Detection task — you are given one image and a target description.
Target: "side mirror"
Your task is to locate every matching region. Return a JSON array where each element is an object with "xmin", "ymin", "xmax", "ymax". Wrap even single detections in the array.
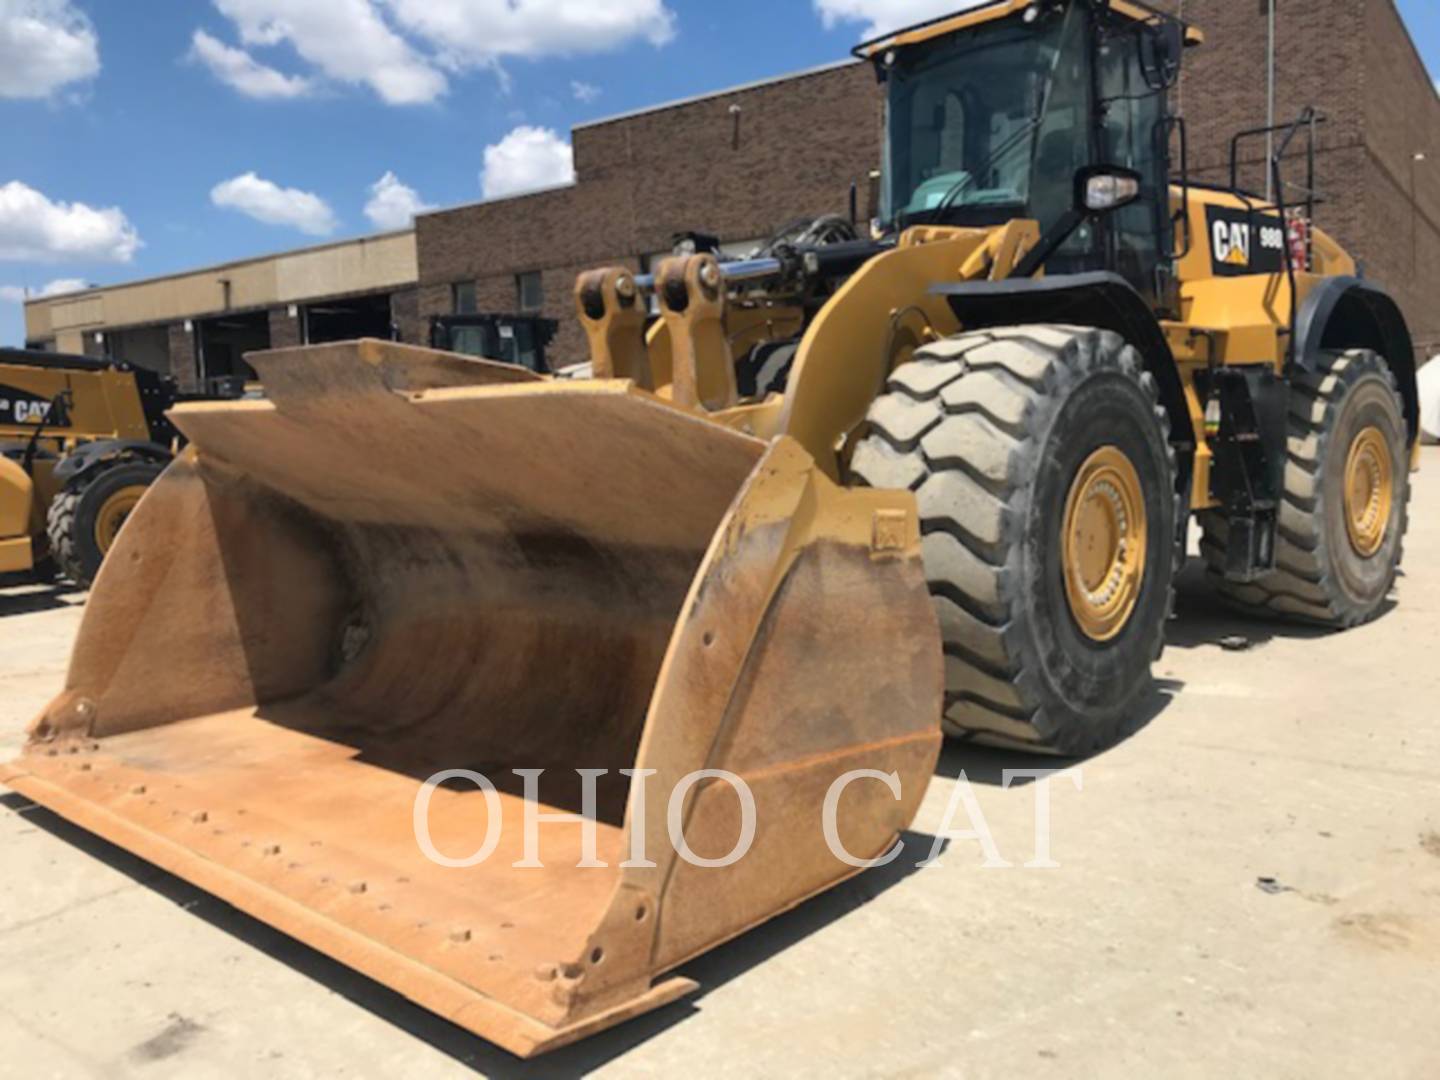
[
  {"xmin": 1075, "ymin": 166, "xmax": 1144, "ymax": 214},
  {"xmin": 1138, "ymin": 20, "xmax": 1184, "ymax": 91}
]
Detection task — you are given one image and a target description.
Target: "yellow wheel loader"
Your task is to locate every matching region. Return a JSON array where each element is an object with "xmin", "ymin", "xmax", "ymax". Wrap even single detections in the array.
[
  {"xmin": 2, "ymin": 0, "xmax": 1418, "ymax": 1058},
  {"xmin": 0, "ymin": 349, "xmax": 196, "ymax": 587}
]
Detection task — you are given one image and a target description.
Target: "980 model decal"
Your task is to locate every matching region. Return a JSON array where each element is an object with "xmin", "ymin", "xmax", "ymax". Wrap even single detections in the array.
[{"xmin": 1206, "ymin": 206, "xmax": 1288, "ymax": 277}]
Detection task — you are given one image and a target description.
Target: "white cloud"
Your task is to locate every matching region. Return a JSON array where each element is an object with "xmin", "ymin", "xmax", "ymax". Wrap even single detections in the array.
[
  {"xmin": 0, "ymin": 181, "xmax": 140, "ymax": 263},
  {"xmin": 34, "ymin": 276, "xmax": 86, "ymax": 296},
  {"xmin": 814, "ymin": 0, "xmax": 986, "ymax": 39},
  {"xmin": 195, "ymin": 0, "xmax": 676, "ymax": 104},
  {"xmin": 480, "ymin": 127, "xmax": 575, "ymax": 201},
  {"xmin": 0, "ymin": 277, "xmax": 87, "ymax": 303},
  {"xmin": 384, "ymin": 0, "xmax": 676, "ymax": 66},
  {"xmin": 211, "ymin": 172, "xmax": 338, "ymax": 235},
  {"xmin": 190, "ymin": 29, "xmax": 313, "ymax": 99},
  {"xmin": 0, "ymin": 0, "xmax": 99, "ymax": 99},
  {"xmin": 211, "ymin": 0, "xmax": 447, "ymax": 105},
  {"xmin": 364, "ymin": 171, "xmax": 432, "ymax": 230},
  {"xmin": 571, "ymin": 80, "xmax": 600, "ymax": 103}
]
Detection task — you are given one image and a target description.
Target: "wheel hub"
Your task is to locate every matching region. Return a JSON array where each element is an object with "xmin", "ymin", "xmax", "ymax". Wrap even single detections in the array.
[
  {"xmin": 1062, "ymin": 446, "xmax": 1148, "ymax": 643},
  {"xmin": 1343, "ymin": 426, "xmax": 1393, "ymax": 558},
  {"xmin": 95, "ymin": 484, "xmax": 148, "ymax": 553}
]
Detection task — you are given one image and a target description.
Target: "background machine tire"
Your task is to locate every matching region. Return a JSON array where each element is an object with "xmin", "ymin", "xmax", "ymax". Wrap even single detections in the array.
[
  {"xmin": 1200, "ymin": 349, "xmax": 1409, "ymax": 628},
  {"xmin": 850, "ymin": 325, "xmax": 1177, "ymax": 756},
  {"xmin": 29, "ymin": 552, "xmax": 58, "ymax": 585},
  {"xmin": 47, "ymin": 459, "xmax": 166, "ymax": 587}
]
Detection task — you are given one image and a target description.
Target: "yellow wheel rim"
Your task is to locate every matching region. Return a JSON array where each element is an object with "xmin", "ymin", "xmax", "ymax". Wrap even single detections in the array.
[
  {"xmin": 1343, "ymin": 426, "xmax": 1393, "ymax": 558},
  {"xmin": 1062, "ymin": 446, "xmax": 1148, "ymax": 643},
  {"xmin": 94, "ymin": 485, "xmax": 148, "ymax": 552}
]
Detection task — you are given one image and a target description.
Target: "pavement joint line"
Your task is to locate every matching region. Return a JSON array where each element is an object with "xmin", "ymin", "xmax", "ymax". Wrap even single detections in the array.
[{"xmin": 0, "ymin": 882, "xmax": 142, "ymax": 939}]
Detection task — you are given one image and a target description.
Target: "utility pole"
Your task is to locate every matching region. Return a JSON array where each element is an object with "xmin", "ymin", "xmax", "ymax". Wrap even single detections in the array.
[
  {"xmin": 1266, "ymin": 0, "xmax": 1277, "ymax": 201},
  {"xmin": 1413, "ymin": 152, "xmax": 1427, "ymax": 276}
]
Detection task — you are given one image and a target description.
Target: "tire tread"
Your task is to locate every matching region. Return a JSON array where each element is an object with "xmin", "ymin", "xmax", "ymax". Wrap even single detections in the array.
[
  {"xmin": 1200, "ymin": 349, "xmax": 1409, "ymax": 628},
  {"xmin": 854, "ymin": 324, "xmax": 1177, "ymax": 755}
]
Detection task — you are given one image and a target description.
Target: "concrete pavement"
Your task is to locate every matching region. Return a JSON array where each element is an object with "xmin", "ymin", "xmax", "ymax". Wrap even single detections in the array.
[{"xmin": 1, "ymin": 453, "xmax": 1437, "ymax": 1079}]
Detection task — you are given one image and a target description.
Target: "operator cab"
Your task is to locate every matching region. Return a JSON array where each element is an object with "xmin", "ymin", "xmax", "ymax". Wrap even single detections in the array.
[{"xmin": 863, "ymin": 0, "xmax": 1189, "ymax": 302}]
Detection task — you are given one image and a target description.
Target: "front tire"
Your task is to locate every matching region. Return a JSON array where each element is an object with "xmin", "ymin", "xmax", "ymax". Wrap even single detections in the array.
[
  {"xmin": 47, "ymin": 459, "xmax": 166, "ymax": 587},
  {"xmin": 851, "ymin": 325, "xmax": 1177, "ymax": 756},
  {"xmin": 1200, "ymin": 349, "xmax": 1409, "ymax": 627}
]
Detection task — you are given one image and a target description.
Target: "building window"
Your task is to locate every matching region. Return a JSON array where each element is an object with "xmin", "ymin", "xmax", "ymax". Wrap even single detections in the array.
[
  {"xmin": 453, "ymin": 281, "xmax": 477, "ymax": 315},
  {"xmin": 516, "ymin": 271, "xmax": 543, "ymax": 314}
]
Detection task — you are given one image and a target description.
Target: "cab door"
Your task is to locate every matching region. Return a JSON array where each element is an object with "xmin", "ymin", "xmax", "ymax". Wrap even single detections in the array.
[{"xmin": 1093, "ymin": 13, "xmax": 1172, "ymax": 304}]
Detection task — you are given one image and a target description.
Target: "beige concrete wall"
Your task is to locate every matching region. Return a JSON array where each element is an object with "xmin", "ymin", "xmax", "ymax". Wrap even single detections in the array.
[
  {"xmin": 36, "ymin": 294, "xmax": 104, "ymax": 338},
  {"xmin": 23, "ymin": 231, "xmax": 417, "ymax": 341},
  {"xmin": 22, "ymin": 301, "xmax": 56, "ymax": 343},
  {"xmin": 275, "ymin": 232, "xmax": 417, "ymax": 303}
]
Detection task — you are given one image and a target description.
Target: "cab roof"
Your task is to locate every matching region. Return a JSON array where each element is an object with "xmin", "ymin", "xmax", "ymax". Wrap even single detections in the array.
[{"xmin": 853, "ymin": 0, "xmax": 1204, "ymax": 59}]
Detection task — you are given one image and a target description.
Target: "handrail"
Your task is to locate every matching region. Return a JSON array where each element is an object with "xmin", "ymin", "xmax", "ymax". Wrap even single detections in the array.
[
  {"xmin": 1251, "ymin": 107, "xmax": 1323, "ymax": 368},
  {"xmin": 1228, "ymin": 112, "xmax": 1326, "ymax": 202}
]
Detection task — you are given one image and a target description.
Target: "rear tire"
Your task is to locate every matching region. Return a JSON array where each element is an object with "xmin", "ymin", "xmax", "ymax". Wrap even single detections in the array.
[
  {"xmin": 850, "ymin": 325, "xmax": 1177, "ymax": 756},
  {"xmin": 1199, "ymin": 349, "xmax": 1409, "ymax": 627},
  {"xmin": 47, "ymin": 459, "xmax": 166, "ymax": 587}
]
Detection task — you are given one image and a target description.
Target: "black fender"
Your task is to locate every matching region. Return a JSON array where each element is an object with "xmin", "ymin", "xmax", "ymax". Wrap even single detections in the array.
[
  {"xmin": 931, "ymin": 272, "xmax": 1192, "ymax": 446},
  {"xmin": 1293, "ymin": 276, "xmax": 1419, "ymax": 443},
  {"xmin": 55, "ymin": 439, "xmax": 173, "ymax": 486}
]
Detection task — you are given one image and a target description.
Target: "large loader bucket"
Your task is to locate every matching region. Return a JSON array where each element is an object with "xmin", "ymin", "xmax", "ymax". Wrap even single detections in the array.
[{"xmin": 2, "ymin": 341, "xmax": 942, "ymax": 1057}]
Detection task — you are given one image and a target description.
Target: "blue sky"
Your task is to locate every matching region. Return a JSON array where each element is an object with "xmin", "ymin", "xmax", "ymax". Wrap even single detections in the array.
[{"xmin": 2, "ymin": 0, "xmax": 1437, "ymax": 349}]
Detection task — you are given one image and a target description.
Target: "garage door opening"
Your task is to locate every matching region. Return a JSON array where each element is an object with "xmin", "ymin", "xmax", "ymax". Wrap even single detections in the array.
[
  {"xmin": 108, "ymin": 325, "xmax": 171, "ymax": 375},
  {"xmin": 430, "ymin": 314, "xmax": 559, "ymax": 374},
  {"xmin": 198, "ymin": 312, "xmax": 270, "ymax": 384},
  {"xmin": 304, "ymin": 293, "xmax": 394, "ymax": 345}
]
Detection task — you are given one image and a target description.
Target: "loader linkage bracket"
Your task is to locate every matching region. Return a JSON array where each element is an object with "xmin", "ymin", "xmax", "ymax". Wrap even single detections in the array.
[{"xmin": 1207, "ymin": 368, "xmax": 1289, "ymax": 583}]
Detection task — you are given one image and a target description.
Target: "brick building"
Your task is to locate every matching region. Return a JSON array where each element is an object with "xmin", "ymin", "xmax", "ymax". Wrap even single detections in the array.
[
  {"xmin": 1169, "ymin": 0, "xmax": 1440, "ymax": 357},
  {"xmin": 413, "ymin": 60, "xmax": 882, "ymax": 364},
  {"xmin": 417, "ymin": 0, "xmax": 1440, "ymax": 367},
  {"xmin": 25, "ymin": 0, "xmax": 1440, "ymax": 376}
]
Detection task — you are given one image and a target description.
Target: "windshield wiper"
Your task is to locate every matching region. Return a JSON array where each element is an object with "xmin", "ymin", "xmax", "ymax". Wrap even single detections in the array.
[
  {"xmin": 919, "ymin": 13, "xmax": 1072, "ymax": 226},
  {"xmin": 927, "ymin": 113, "xmax": 1044, "ymax": 220}
]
